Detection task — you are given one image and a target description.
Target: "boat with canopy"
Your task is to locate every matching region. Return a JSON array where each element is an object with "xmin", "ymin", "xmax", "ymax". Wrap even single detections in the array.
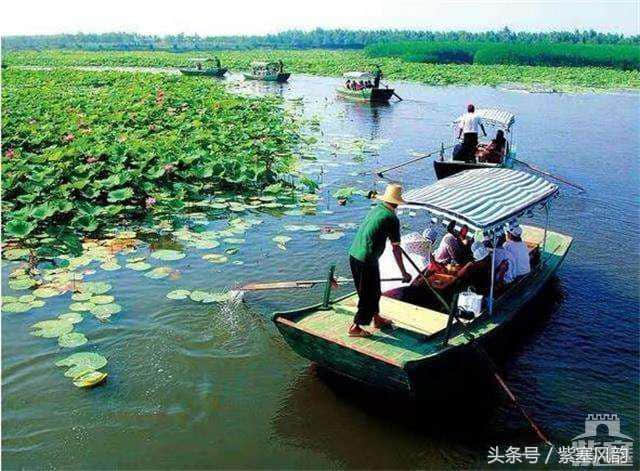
[
  {"xmin": 178, "ymin": 58, "xmax": 228, "ymax": 77},
  {"xmin": 273, "ymin": 168, "xmax": 572, "ymax": 394},
  {"xmin": 433, "ymin": 108, "xmax": 516, "ymax": 180},
  {"xmin": 243, "ymin": 61, "xmax": 290, "ymax": 82},
  {"xmin": 336, "ymin": 72, "xmax": 396, "ymax": 103}
]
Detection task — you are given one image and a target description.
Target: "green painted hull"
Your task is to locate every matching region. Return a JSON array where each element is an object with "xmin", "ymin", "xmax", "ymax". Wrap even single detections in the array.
[
  {"xmin": 336, "ymin": 86, "xmax": 395, "ymax": 103},
  {"xmin": 243, "ymin": 72, "xmax": 290, "ymax": 83},
  {"xmin": 273, "ymin": 227, "xmax": 573, "ymax": 394},
  {"xmin": 179, "ymin": 68, "xmax": 227, "ymax": 77}
]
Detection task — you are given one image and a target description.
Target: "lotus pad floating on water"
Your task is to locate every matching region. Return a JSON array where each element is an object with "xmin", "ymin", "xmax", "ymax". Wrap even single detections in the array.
[
  {"xmin": 73, "ymin": 371, "xmax": 108, "ymax": 388},
  {"xmin": 193, "ymin": 240, "xmax": 220, "ymax": 249},
  {"xmin": 224, "ymin": 248, "xmax": 239, "ymax": 255},
  {"xmin": 19, "ymin": 294, "xmax": 36, "ymax": 303},
  {"xmin": 58, "ymin": 332, "xmax": 88, "ymax": 348},
  {"xmin": 3, "ymin": 248, "xmax": 31, "ymax": 260},
  {"xmin": 2, "ymin": 296, "xmax": 19, "ymax": 304},
  {"xmin": 166, "ymin": 289, "xmax": 191, "ymax": 300},
  {"xmin": 127, "ymin": 261, "xmax": 152, "ymax": 271},
  {"xmin": 223, "ymin": 238, "xmax": 245, "ymax": 244},
  {"xmin": 70, "ymin": 302, "xmax": 96, "ymax": 312},
  {"xmin": 202, "ymin": 254, "xmax": 228, "ymax": 264},
  {"xmin": 30, "ymin": 319, "xmax": 74, "ymax": 338},
  {"xmin": 8, "ymin": 277, "xmax": 37, "ymax": 290},
  {"xmin": 90, "ymin": 295, "xmax": 115, "ymax": 305},
  {"xmin": 33, "ymin": 287, "xmax": 62, "ymax": 298},
  {"xmin": 90, "ymin": 303, "xmax": 122, "ymax": 319},
  {"xmin": 59, "ymin": 312, "xmax": 83, "ymax": 324},
  {"xmin": 56, "ymin": 352, "xmax": 107, "ymax": 379},
  {"xmin": 78, "ymin": 282, "xmax": 112, "ymax": 294},
  {"xmin": 201, "ymin": 292, "xmax": 231, "ymax": 303},
  {"xmin": 151, "ymin": 250, "xmax": 185, "ymax": 261},
  {"xmin": 144, "ymin": 267, "xmax": 173, "ymax": 279},
  {"xmin": 189, "ymin": 290, "xmax": 210, "ymax": 302},
  {"xmin": 319, "ymin": 231, "xmax": 345, "ymax": 240},
  {"xmin": 3, "ymin": 302, "xmax": 34, "ymax": 313},
  {"xmin": 100, "ymin": 261, "xmax": 121, "ymax": 271},
  {"xmin": 72, "ymin": 292, "xmax": 93, "ymax": 301}
]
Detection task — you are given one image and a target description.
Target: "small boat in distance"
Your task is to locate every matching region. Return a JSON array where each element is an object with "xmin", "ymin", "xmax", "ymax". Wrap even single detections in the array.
[
  {"xmin": 434, "ymin": 108, "xmax": 516, "ymax": 180},
  {"xmin": 273, "ymin": 169, "xmax": 572, "ymax": 394},
  {"xmin": 178, "ymin": 58, "xmax": 228, "ymax": 77},
  {"xmin": 243, "ymin": 61, "xmax": 290, "ymax": 82},
  {"xmin": 336, "ymin": 72, "xmax": 396, "ymax": 103}
]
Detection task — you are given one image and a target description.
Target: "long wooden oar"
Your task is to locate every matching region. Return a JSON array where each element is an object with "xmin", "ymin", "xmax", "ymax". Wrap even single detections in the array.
[
  {"xmin": 393, "ymin": 92, "xmax": 403, "ymax": 101},
  {"xmin": 374, "ymin": 144, "xmax": 456, "ymax": 177},
  {"xmin": 239, "ymin": 277, "xmax": 404, "ymax": 291},
  {"xmin": 514, "ymin": 158, "xmax": 585, "ymax": 192}
]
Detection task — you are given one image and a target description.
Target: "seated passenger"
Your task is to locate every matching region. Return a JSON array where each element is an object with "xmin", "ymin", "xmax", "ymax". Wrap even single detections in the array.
[
  {"xmin": 456, "ymin": 242, "xmax": 492, "ymax": 295},
  {"xmin": 366, "ymin": 80, "xmax": 373, "ymax": 88},
  {"xmin": 493, "ymin": 238, "xmax": 517, "ymax": 284},
  {"xmin": 457, "ymin": 224, "xmax": 473, "ymax": 264},
  {"xmin": 345, "ymin": 79, "xmax": 352, "ymax": 89},
  {"xmin": 432, "ymin": 220, "xmax": 466, "ymax": 269},
  {"xmin": 503, "ymin": 223, "xmax": 531, "ymax": 277},
  {"xmin": 477, "ymin": 130, "xmax": 507, "ymax": 163}
]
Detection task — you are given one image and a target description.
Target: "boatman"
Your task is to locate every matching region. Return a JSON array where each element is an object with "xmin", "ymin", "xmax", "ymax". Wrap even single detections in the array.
[
  {"xmin": 456, "ymin": 104, "xmax": 487, "ymax": 162},
  {"xmin": 347, "ymin": 184, "xmax": 411, "ymax": 337},
  {"xmin": 373, "ymin": 65, "xmax": 383, "ymax": 88}
]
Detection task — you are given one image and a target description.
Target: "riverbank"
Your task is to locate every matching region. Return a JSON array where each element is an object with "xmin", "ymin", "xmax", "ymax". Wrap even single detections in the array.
[{"xmin": 4, "ymin": 49, "xmax": 640, "ymax": 92}]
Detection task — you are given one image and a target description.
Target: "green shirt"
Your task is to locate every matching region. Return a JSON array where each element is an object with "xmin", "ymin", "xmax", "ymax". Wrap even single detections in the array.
[{"xmin": 349, "ymin": 203, "xmax": 401, "ymax": 265}]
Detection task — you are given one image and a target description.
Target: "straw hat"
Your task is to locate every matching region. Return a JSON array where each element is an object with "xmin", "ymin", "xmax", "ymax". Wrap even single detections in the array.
[
  {"xmin": 376, "ymin": 184, "xmax": 405, "ymax": 205},
  {"xmin": 472, "ymin": 242, "xmax": 490, "ymax": 261}
]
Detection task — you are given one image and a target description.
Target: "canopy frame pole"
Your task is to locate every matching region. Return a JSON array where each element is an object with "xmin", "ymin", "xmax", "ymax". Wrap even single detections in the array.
[
  {"xmin": 543, "ymin": 201, "xmax": 550, "ymax": 265},
  {"xmin": 489, "ymin": 231, "xmax": 497, "ymax": 315}
]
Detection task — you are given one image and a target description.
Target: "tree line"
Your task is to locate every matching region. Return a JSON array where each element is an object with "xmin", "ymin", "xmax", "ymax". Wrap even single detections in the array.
[{"xmin": 3, "ymin": 28, "xmax": 639, "ymax": 52}]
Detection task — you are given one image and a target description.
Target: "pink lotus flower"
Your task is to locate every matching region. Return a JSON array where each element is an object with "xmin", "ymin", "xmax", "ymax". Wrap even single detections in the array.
[
  {"xmin": 164, "ymin": 164, "xmax": 174, "ymax": 173},
  {"xmin": 86, "ymin": 156, "xmax": 98, "ymax": 163},
  {"xmin": 145, "ymin": 197, "xmax": 157, "ymax": 208},
  {"xmin": 62, "ymin": 133, "xmax": 75, "ymax": 143},
  {"xmin": 5, "ymin": 148, "xmax": 15, "ymax": 159}
]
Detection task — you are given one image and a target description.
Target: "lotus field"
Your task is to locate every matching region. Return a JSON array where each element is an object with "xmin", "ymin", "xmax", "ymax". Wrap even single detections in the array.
[
  {"xmin": 2, "ymin": 69, "xmax": 299, "ymax": 255},
  {"xmin": 5, "ymin": 49, "xmax": 640, "ymax": 90}
]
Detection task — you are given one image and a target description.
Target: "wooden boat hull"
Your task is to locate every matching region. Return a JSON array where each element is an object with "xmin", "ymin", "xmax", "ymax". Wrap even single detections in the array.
[
  {"xmin": 179, "ymin": 68, "xmax": 228, "ymax": 77},
  {"xmin": 433, "ymin": 153, "xmax": 514, "ymax": 179},
  {"xmin": 273, "ymin": 227, "xmax": 572, "ymax": 395},
  {"xmin": 336, "ymin": 87, "xmax": 395, "ymax": 103},
  {"xmin": 243, "ymin": 72, "xmax": 290, "ymax": 82}
]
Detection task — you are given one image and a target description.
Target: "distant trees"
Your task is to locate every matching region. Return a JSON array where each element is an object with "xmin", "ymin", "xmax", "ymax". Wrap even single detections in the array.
[{"xmin": 3, "ymin": 28, "xmax": 639, "ymax": 52}]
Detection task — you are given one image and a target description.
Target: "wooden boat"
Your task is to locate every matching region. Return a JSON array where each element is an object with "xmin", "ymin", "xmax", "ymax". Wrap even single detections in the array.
[
  {"xmin": 337, "ymin": 72, "xmax": 395, "ymax": 103},
  {"xmin": 179, "ymin": 58, "xmax": 227, "ymax": 77},
  {"xmin": 273, "ymin": 169, "xmax": 572, "ymax": 394},
  {"xmin": 179, "ymin": 67, "xmax": 228, "ymax": 77},
  {"xmin": 434, "ymin": 109, "xmax": 516, "ymax": 180},
  {"xmin": 243, "ymin": 61, "xmax": 290, "ymax": 82}
]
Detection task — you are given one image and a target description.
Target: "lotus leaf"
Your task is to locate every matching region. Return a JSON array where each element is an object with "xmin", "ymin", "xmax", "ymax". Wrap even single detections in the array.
[
  {"xmin": 70, "ymin": 302, "xmax": 96, "ymax": 312},
  {"xmin": 193, "ymin": 240, "xmax": 220, "ymax": 249},
  {"xmin": 151, "ymin": 249, "xmax": 185, "ymax": 261},
  {"xmin": 90, "ymin": 295, "xmax": 115, "ymax": 304},
  {"xmin": 277, "ymin": 244, "xmax": 287, "ymax": 251},
  {"xmin": 3, "ymin": 248, "xmax": 30, "ymax": 260},
  {"xmin": 272, "ymin": 235, "xmax": 292, "ymax": 245},
  {"xmin": 127, "ymin": 261, "xmax": 152, "ymax": 271},
  {"xmin": 301, "ymin": 225, "xmax": 321, "ymax": 232},
  {"xmin": 2, "ymin": 296, "xmax": 19, "ymax": 304},
  {"xmin": 209, "ymin": 203, "xmax": 228, "ymax": 209},
  {"xmin": 202, "ymin": 254, "xmax": 228, "ymax": 264},
  {"xmin": 59, "ymin": 332, "xmax": 88, "ymax": 348},
  {"xmin": 56, "ymin": 351, "xmax": 107, "ymax": 370},
  {"xmin": 223, "ymin": 238, "xmax": 245, "ymax": 244},
  {"xmin": 8, "ymin": 277, "xmax": 37, "ymax": 290},
  {"xmin": 73, "ymin": 371, "xmax": 108, "ymax": 388},
  {"xmin": 201, "ymin": 292, "xmax": 231, "ymax": 303},
  {"xmin": 284, "ymin": 209, "xmax": 304, "ymax": 216},
  {"xmin": 319, "ymin": 231, "xmax": 345, "ymax": 240},
  {"xmin": 224, "ymin": 248, "xmax": 239, "ymax": 255},
  {"xmin": 259, "ymin": 196, "xmax": 276, "ymax": 202},
  {"xmin": 144, "ymin": 267, "xmax": 172, "ymax": 279},
  {"xmin": 284, "ymin": 224, "xmax": 303, "ymax": 231},
  {"xmin": 19, "ymin": 294, "xmax": 36, "ymax": 303},
  {"xmin": 30, "ymin": 319, "xmax": 74, "ymax": 338},
  {"xmin": 262, "ymin": 202, "xmax": 284, "ymax": 209},
  {"xmin": 72, "ymin": 292, "xmax": 93, "ymax": 301},
  {"xmin": 90, "ymin": 303, "xmax": 122, "ymax": 318},
  {"xmin": 2, "ymin": 302, "xmax": 33, "ymax": 313},
  {"xmin": 107, "ymin": 187, "xmax": 134, "ymax": 202},
  {"xmin": 78, "ymin": 282, "xmax": 112, "ymax": 294},
  {"xmin": 127, "ymin": 256, "xmax": 146, "ymax": 263},
  {"xmin": 166, "ymin": 289, "xmax": 191, "ymax": 300},
  {"xmin": 30, "ymin": 300, "xmax": 46, "ymax": 309},
  {"xmin": 5, "ymin": 219, "xmax": 36, "ymax": 238},
  {"xmin": 33, "ymin": 287, "xmax": 62, "ymax": 298},
  {"xmin": 100, "ymin": 261, "xmax": 121, "ymax": 271},
  {"xmin": 189, "ymin": 290, "xmax": 210, "ymax": 302},
  {"xmin": 59, "ymin": 312, "xmax": 83, "ymax": 324}
]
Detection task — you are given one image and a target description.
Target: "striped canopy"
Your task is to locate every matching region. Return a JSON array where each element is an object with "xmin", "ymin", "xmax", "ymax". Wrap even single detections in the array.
[
  {"xmin": 454, "ymin": 108, "xmax": 515, "ymax": 131},
  {"xmin": 402, "ymin": 169, "xmax": 558, "ymax": 232}
]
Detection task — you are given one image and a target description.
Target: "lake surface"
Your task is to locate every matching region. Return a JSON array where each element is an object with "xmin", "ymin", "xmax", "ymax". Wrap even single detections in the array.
[{"xmin": 2, "ymin": 72, "xmax": 639, "ymax": 469}]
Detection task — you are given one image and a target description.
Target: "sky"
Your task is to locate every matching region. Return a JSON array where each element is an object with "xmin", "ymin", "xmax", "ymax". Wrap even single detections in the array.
[{"xmin": 1, "ymin": 0, "xmax": 638, "ymax": 37}]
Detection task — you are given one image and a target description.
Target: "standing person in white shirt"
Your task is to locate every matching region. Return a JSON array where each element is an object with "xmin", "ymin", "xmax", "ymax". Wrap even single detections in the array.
[
  {"xmin": 503, "ymin": 223, "xmax": 531, "ymax": 278},
  {"xmin": 454, "ymin": 104, "xmax": 487, "ymax": 162}
]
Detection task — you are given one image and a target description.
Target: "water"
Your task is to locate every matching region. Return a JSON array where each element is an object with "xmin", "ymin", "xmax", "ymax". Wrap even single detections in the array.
[{"xmin": 2, "ymin": 72, "xmax": 639, "ymax": 469}]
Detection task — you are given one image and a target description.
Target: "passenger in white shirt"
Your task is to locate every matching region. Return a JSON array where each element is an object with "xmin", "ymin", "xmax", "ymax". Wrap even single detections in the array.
[
  {"xmin": 503, "ymin": 223, "xmax": 531, "ymax": 277},
  {"xmin": 453, "ymin": 104, "xmax": 487, "ymax": 162}
]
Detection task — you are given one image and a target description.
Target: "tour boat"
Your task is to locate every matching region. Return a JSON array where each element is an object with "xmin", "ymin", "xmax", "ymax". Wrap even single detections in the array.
[
  {"xmin": 178, "ymin": 58, "xmax": 227, "ymax": 77},
  {"xmin": 433, "ymin": 109, "xmax": 517, "ymax": 180},
  {"xmin": 336, "ymin": 72, "xmax": 396, "ymax": 103},
  {"xmin": 243, "ymin": 61, "xmax": 290, "ymax": 82},
  {"xmin": 272, "ymin": 169, "xmax": 572, "ymax": 394}
]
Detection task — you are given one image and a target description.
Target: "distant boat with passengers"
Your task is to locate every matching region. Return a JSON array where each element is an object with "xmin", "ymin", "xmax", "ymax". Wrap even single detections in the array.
[
  {"xmin": 272, "ymin": 168, "xmax": 572, "ymax": 394},
  {"xmin": 336, "ymin": 70, "xmax": 398, "ymax": 103},
  {"xmin": 178, "ymin": 57, "xmax": 228, "ymax": 77},
  {"xmin": 243, "ymin": 61, "xmax": 290, "ymax": 82},
  {"xmin": 433, "ymin": 108, "xmax": 516, "ymax": 180}
]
